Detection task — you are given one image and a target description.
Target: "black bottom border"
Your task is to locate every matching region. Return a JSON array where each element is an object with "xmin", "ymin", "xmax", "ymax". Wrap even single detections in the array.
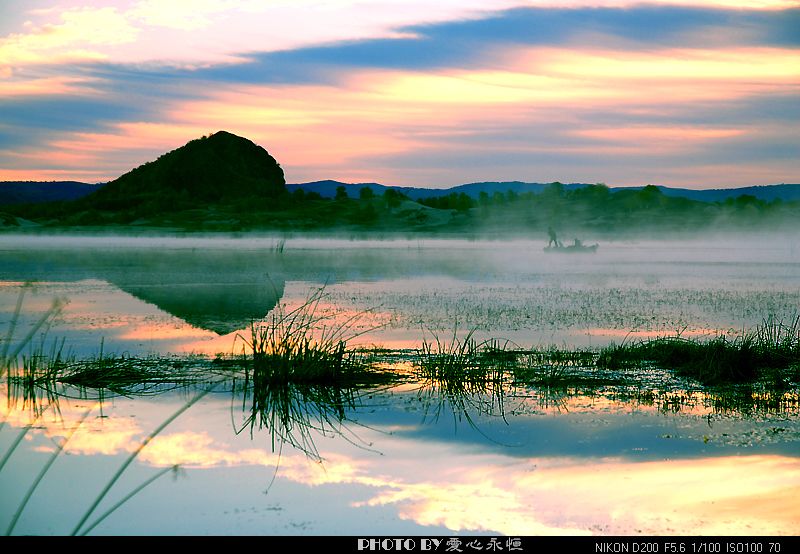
[
  {"xmin": 7, "ymin": 535, "xmax": 799, "ymax": 551},
  {"xmin": 345, "ymin": 536, "xmax": 796, "ymax": 553}
]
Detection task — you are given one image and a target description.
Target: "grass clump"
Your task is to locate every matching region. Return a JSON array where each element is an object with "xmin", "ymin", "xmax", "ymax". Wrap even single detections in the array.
[
  {"xmin": 232, "ymin": 287, "xmax": 395, "ymax": 460},
  {"xmin": 415, "ymin": 329, "xmax": 506, "ymax": 386},
  {"xmin": 598, "ymin": 316, "xmax": 800, "ymax": 386},
  {"xmin": 412, "ymin": 330, "xmax": 511, "ymax": 426},
  {"xmin": 235, "ymin": 286, "xmax": 392, "ymax": 386}
]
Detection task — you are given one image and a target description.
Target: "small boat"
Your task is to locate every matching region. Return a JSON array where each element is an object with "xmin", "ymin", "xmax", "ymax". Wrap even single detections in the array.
[{"xmin": 544, "ymin": 240, "xmax": 598, "ymax": 253}]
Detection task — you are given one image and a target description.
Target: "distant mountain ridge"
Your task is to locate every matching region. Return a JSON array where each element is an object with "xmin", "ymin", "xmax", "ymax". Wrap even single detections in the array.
[
  {"xmin": 286, "ymin": 180, "xmax": 570, "ymax": 200},
  {"xmin": 0, "ymin": 181, "xmax": 101, "ymax": 205},
  {"xmin": 5, "ymin": 178, "xmax": 799, "ymax": 207},
  {"xmin": 287, "ymin": 180, "xmax": 800, "ymax": 203},
  {"xmin": 652, "ymin": 184, "xmax": 800, "ymax": 203}
]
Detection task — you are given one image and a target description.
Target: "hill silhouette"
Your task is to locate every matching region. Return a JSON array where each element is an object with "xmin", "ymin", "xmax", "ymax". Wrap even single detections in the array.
[{"xmin": 81, "ymin": 131, "xmax": 285, "ymax": 212}]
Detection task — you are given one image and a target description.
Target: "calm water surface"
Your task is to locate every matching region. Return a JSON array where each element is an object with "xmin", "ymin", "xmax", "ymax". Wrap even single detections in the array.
[{"xmin": 1, "ymin": 234, "xmax": 799, "ymax": 535}]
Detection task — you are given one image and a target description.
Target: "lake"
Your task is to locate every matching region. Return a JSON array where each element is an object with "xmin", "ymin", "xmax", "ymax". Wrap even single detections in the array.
[{"xmin": 1, "ymin": 233, "xmax": 799, "ymax": 536}]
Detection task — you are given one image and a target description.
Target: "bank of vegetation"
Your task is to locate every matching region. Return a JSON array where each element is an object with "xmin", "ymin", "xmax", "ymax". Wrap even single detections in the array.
[
  {"xmin": 4, "ymin": 288, "xmax": 798, "ymax": 407},
  {"xmin": 5, "ymin": 181, "xmax": 799, "ymax": 237}
]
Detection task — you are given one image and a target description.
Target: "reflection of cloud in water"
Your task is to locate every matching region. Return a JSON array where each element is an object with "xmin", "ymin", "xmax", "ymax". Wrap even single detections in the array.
[
  {"xmin": 527, "ymin": 455, "xmax": 800, "ymax": 535},
  {"xmin": 40, "ymin": 421, "xmax": 800, "ymax": 532},
  {"xmin": 3, "ymin": 388, "xmax": 799, "ymax": 535},
  {"xmin": 357, "ymin": 453, "xmax": 800, "ymax": 535},
  {"xmin": 59, "ymin": 417, "xmax": 142, "ymax": 456},
  {"xmin": 137, "ymin": 431, "xmax": 271, "ymax": 468},
  {"xmin": 356, "ymin": 475, "xmax": 591, "ymax": 536},
  {"xmin": 0, "ymin": 280, "xmax": 251, "ymax": 355},
  {"xmin": 1, "ymin": 396, "xmax": 142, "ymax": 457},
  {"xmin": 137, "ymin": 431, "xmax": 371, "ymax": 486},
  {"xmin": 134, "ymin": 424, "xmax": 800, "ymax": 535},
  {"xmin": 118, "ymin": 323, "xmax": 214, "ymax": 342},
  {"xmin": 175, "ymin": 331, "xmax": 243, "ymax": 355}
]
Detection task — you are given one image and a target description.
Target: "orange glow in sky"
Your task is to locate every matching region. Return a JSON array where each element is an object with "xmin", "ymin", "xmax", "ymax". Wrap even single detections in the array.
[{"xmin": 0, "ymin": 1, "xmax": 797, "ymax": 187}]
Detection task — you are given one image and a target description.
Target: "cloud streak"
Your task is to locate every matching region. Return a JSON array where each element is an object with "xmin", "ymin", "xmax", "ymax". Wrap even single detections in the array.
[{"xmin": 0, "ymin": 2, "xmax": 797, "ymax": 187}]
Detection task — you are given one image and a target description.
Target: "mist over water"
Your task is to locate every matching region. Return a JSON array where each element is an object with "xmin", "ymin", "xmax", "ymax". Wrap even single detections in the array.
[{"xmin": 1, "ymin": 232, "xmax": 798, "ymax": 354}]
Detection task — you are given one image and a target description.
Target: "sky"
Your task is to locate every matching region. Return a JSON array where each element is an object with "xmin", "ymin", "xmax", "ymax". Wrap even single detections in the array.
[{"xmin": 0, "ymin": 1, "xmax": 798, "ymax": 188}]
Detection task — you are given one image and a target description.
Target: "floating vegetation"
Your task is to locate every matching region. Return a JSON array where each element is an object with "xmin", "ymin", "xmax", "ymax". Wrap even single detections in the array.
[
  {"xmin": 322, "ymin": 280, "xmax": 800, "ymax": 344},
  {"xmin": 8, "ymin": 343, "xmax": 217, "ymax": 408},
  {"xmin": 705, "ymin": 386, "xmax": 800, "ymax": 417},
  {"xmin": 616, "ymin": 384, "xmax": 800, "ymax": 419},
  {"xmin": 510, "ymin": 347, "xmax": 624, "ymax": 388},
  {"xmin": 51, "ymin": 340, "xmax": 218, "ymax": 396}
]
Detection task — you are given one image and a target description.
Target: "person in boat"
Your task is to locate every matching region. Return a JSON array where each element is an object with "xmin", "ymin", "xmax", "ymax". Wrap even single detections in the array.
[{"xmin": 547, "ymin": 226, "xmax": 558, "ymax": 247}]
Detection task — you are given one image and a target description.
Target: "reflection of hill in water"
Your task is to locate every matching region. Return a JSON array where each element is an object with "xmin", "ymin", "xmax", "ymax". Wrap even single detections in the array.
[
  {"xmin": 117, "ymin": 282, "xmax": 283, "ymax": 335},
  {"xmin": 0, "ymin": 240, "xmax": 509, "ymax": 333},
  {"xmin": 0, "ymin": 248, "xmax": 286, "ymax": 335}
]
